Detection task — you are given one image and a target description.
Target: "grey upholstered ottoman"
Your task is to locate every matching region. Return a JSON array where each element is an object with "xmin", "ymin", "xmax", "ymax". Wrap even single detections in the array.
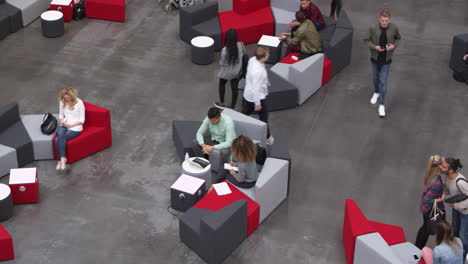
[
  {"xmin": 450, "ymin": 33, "xmax": 468, "ymax": 73},
  {"xmin": 0, "ymin": 7, "xmax": 9, "ymax": 40},
  {"xmin": 172, "ymin": 120, "xmax": 202, "ymax": 161},
  {"xmin": 0, "ymin": 145, "xmax": 17, "ymax": 178},
  {"xmin": 0, "ymin": 184, "xmax": 13, "ymax": 221},
  {"xmin": 6, "ymin": 0, "xmax": 51, "ymax": 26},
  {"xmin": 21, "ymin": 114, "xmax": 58, "ymax": 160},
  {"xmin": 191, "ymin": 36, "xmax": 215, "ymax": 65},
  {"xmin": 268, "ymin": 65, "xmax": 298, "ymax": 111},
  {"xmin": 40, "ymin": 10, "xmax": 64, "ymax": 38},
  {"xmin": 179, "ymin": 199, "xmax": 247, "ymax": 264}
]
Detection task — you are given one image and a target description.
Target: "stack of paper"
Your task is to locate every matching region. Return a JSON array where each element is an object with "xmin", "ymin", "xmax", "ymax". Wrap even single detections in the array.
[{"xmin": 213, "ymin": 182, "xmax": 232, "ymax": 196}]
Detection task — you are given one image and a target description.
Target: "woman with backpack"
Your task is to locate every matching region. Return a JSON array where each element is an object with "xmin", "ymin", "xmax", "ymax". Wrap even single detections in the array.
[
  {"xmin": 215, "ymin": 28, "xmax": 244, "ymax": 109},
  {"xmin": 415, "ymin": 155, "xmax": 446, "ymax": 249}
]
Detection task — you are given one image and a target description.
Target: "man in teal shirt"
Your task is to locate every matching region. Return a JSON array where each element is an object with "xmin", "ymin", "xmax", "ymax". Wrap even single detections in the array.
[{"xmin": 192, "ymin": 107, "xmax": 236, "ymax": 178}]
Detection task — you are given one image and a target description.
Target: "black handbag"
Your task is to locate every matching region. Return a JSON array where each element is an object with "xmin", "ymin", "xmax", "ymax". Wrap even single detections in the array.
[
  {"xmin": 444, "ymin": 178, "xmax": 468, "ymax": 203},
  {"xmin": 239, "ymin": 43, "xmax": 249, "ymax": 79},
  {"xmin": 428, "ymin": 200, "xmax": 445, "ymax": 235},
  {"xmin": 41, "ymin": 113, "xmax": 58, "ymax": 135}
]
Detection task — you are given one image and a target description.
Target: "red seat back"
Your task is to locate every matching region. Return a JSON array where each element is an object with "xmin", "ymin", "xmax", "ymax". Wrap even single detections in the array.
[
  {"xmin": 83, "ymin": 101, "xmax": 111, "ymax": 129},
  {"xmin": 233, "ymin": 0, "xmax": 269, "ymax": 14}
]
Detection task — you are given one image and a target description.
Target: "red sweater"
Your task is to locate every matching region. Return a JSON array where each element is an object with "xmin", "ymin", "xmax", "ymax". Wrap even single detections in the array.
[{"xmin": 300, "ymin": 2, "xmax": 325, "ymax": 25}]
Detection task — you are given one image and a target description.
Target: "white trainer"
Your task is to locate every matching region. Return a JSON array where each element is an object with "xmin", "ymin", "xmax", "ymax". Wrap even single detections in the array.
[
  {"xmin": 378, "ymin": 105, "xmax": 386, "ymax": 117},
  {"xmin": 56, "ymin": 162, "xmax": 61, "ymax": 171},
  {"xmin": 370, "ymin": 93, "xmax": 379, "ymax": 104},
  {"xmin": 266, "ymin": 136, "xmax": 275, "ymax": 145}
]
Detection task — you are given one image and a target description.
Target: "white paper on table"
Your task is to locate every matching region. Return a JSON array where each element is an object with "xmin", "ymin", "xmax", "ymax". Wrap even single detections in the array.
[
  {"xmin": 213, "ymin": 182, "xmax": 232, "ymax": 196},
  {"xmin": 258, "ymin": 35, "xmax": 281, "ymax": 47},
  {"xmin": 224, "ymin": 163, "xmax": 239, "ymax": 172}
]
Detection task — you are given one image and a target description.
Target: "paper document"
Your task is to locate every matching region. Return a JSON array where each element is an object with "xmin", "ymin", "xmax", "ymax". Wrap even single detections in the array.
[
  {"xmin": 213, "ymin": 182, "xmax": 232, "ymax": 196},
  {"xmin": 224, "ymin": 163, "xmax": 239, "ymax": 172},
  {"xmin": 258, "ymin": 35, "xmax": 281, "ymax": 47}
]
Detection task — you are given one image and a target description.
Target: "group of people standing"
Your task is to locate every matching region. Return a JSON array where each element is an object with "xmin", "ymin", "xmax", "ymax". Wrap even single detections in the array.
[{"xmin": 416, "ymin": 155, "xmax": 467, "ymax": 263}]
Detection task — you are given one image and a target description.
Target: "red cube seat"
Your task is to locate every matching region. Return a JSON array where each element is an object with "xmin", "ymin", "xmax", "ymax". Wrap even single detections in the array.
[
  {"xmin": 322, "ymin": 57, "xmax": 332, "ymax": 86},
  {"xmin": 194, "ymin": 181, "xmax": 260, "ymax": 236},
  {"xmin": 85, "ymin": 0, "xmax": 126, "ymax": 22},
  {"xmin": 218, "ymin": 0, "xmax": 274, "ymax": 44},
  {"xmin": 53, "ymin": 102, "xmax": 112, "ymax": 163},
  {"xmin": 0, "ymin": 225, "xmax": 14, "ymax": 261}
]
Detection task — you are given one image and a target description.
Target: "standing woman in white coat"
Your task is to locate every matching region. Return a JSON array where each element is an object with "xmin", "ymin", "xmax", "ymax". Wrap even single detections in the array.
[{"xmin": 55, "ymin": 87, "xmax": 85, "ymax": 170}]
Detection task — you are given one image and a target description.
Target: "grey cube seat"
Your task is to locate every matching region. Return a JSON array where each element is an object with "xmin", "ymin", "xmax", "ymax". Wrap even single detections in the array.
[
  {"xmin": 0, "ymin": 145, "xmax": 17, "ymax": 177},
  {"xmin": 221, "ymin": 108, "xmax": 268, "ymax": 146},
  {"xmin": 0, "ymin": 103, "xmax": 34, "ymax": 168},
  {"xmin": 270, "ymin": 0, "xmax": 299, "ymax": 36},
  {"xmin": 267, "ymin": 66, "xmax": 298, "ymax": 111},
  {"xmin": 450, "ymin": 33, "xmax": 468, "ymax": 73},
  {"xmin": 172, "ymin": 120, "xmax": 202, "ymax": 161},
  {"xmin": 0, "ymin": 7, "xmax": 9, "ymax": 40},
  {"xmin": 3, "ymin": 3, "xmax": 22, "ymax": 32},
  {"xmin": 180, "ymin": 0, "xmax": 222, "ymax": 51},
  {"xmin": 325, "ymin": 27, "xmax": 353, "ymax": 77},
  {"xmin": 180, "ymin": 199, "xmax": 247, "ymax": 264},
  {"xmin": 21, "ymin": 114, "xmax": 58, "ymax": 160},
  {"xmin": 6, "ymin": 0, "xmax": 50, "ymax": 26},
  {"xmin": 320, "ymin": 16, "xmax": 337, "ymax": 43},
  {"xmin": 268, "ymin": 129, "xmax": 292, "ymax": 195}
]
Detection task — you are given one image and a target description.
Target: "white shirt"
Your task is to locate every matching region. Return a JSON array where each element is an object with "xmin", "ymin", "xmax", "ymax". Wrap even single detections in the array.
[
  {"xmin": 59, "ymin": 98, "xmax": 85, "ymax": 132},
  {"xmin": 243, "ymin": 57, "xmax": 269, "ymax": 106}
]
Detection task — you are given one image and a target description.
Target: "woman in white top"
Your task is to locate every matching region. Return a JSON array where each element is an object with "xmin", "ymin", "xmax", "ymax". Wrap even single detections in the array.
[{"xmin": 55, "ymin": 87, "xmax": 85, "ymax": 170}]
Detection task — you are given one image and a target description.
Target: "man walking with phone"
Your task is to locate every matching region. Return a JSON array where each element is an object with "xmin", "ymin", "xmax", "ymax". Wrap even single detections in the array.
[{"xmin": 365, "ymin": 9, "xmax": 401, "ymax": 117}]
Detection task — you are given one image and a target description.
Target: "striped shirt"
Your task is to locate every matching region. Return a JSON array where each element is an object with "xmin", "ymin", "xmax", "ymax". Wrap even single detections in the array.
[{"xmin": 420, "ymin": 175, "xmax": 445, "ymax": 214}]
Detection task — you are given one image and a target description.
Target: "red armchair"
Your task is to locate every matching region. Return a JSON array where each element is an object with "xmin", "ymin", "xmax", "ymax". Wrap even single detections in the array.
[
  {"xmin": 53, "ymin": 102, "xmax": 112, "ymax": 164},
  {"xmin": 218, "ymin": 0, "xmax": 274, "ymax": 44}
]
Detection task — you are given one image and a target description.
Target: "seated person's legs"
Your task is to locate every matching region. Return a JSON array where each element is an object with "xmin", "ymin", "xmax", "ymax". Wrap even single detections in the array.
[{"xmin": 226, "ymin": 174, "xmax": 256, "ymax": 188}]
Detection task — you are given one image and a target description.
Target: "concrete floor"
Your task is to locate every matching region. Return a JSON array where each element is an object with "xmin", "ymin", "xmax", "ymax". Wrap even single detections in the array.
[{"xmin": 1, "ymin": 0, "xmax": 468, "ymax": 263}]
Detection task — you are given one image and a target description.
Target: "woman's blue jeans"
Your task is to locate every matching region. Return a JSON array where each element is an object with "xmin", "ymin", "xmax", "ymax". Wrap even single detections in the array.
[{"xmin": 55, "ymin": 126, "xmax": 81, "ymax": 159}]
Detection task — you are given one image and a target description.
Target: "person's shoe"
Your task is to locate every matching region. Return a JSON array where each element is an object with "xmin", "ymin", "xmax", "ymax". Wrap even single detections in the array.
[
  {"xmin": 266, "ymin": 135, "xmax": 275, "ymax": 145},
  {"xmin": 56, "ymin": 162, "xmax": 62, "ymax": 171},
  {"xmin": 378, "ymin": 104, "xmax": 386, "ymax": 118},
  {"xmin": 60, "ymin": 162, "xmax": 66, "ymax": 171},
  {"xmin": 214, "ymin": 102, "xmax": 225, "ymax": 109},
  {"xmin": 370, "ymin": 93, "xmax": 379, "ymax": 105}
]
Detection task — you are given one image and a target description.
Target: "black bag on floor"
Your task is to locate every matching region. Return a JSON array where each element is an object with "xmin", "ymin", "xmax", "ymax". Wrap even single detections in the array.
[
  {"xmin": 255, "ymin": 143, "xmax": 267, "ymax": 165},
  {"xmin": 41, "ymin": 113, "xmax": 58, "ymax": 135},
  {"xmin": 73, "ymin": 0, "xmax": 86, "ymax": 20}
]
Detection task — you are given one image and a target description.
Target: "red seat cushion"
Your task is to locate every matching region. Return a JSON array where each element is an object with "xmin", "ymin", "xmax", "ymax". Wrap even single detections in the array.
[
  {"xmin": 194, "ymin": 181, "xmax": 260, "ymax": 237},
  {"xmin": 233, "ymin": 0, "xmax": 269, "ymax": 15},
  {"xmin": 322, "ymin": 57, "xmax": 332, "ymax": 86},
  {"xmin": 86, "ymin": 0, "xmax": 125, "ymax": 22},
  {"xmin": 369, "ymin": 221, "xmax": 406, "ymax": 246},
  {"xmin": 0, "ymin": 225, "xmax": 14, "ymax": 261},
  {"xmin": 218, "ymin": 7, "xmax": 274, "ymax": 44},
  {"xmin": 342, "ymin": 199, "xmax": 377, "ymax": 264},
  {"xmin": 279, "ymin": 52, "xmax": 301, "ymax": 64}
]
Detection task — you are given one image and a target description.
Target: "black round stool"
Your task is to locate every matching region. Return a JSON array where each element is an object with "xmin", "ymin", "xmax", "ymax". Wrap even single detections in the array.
[
  {"xmin": 0, "ymin": 184, "xmax": 13, "ymax": 221},
  {"xmin": 41, "ymin": 10, "xmax": 64, "ymax": 38}
]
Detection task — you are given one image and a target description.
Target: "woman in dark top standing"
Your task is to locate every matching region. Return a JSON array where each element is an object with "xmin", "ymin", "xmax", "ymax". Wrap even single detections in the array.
[
  {"xmin": 415, "ymin": 155, "xmax": 446, "ymax": 249},
  {"xmin": 215, "ymin": 29, "xmax": 244, "ymax": 109}
]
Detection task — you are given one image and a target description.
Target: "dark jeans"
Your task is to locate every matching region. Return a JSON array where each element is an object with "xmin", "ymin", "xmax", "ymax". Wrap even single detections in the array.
[
  {"xmin": 371, "ymin": 62, "xmax": 391, "ymax": 105},
  {"xmin": 415, "ymin": 210, "xmax": 446, "ymax": 249},
  {"xmin": 55, "ymin": 126, "xmax": 81, "ymax": 158},
  {"xmin": 330, "ymin": 0, "xmax": 342, "ymax": 17},
  {"xmin": 452, "ymin": 209, "xmax": 468, "ymax": 260},
  {"xmin": 226, "ymin": 174, "xmax": 256, "ymax": 188},
  {"xmin": 219, "ymin": 78, "xmax": 239, "ymax": 108},
  {"xmin": 241, "ymin": 98, "xmax": 270, "ymax": 138}
]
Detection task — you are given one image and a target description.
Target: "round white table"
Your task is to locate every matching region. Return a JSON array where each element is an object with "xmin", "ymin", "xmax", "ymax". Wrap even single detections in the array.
[
  {"xmin": 191, "ymin": 36, "xmax": 215, "ymax": 65},
  {"xmin": 0, "ymin": 184, "xmax": 13, "ymax": 221},
  {"xmin": 182, "ymin": 157, "xmax": 212, "ymax": 189},
  {"xmin": 41, "ymin": 10, "xmax": 64, "ymax": 38}
]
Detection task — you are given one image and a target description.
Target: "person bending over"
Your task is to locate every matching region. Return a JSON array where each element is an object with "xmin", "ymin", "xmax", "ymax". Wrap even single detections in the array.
[
  {"xmin": 193, "ymin": 107, "xmax": 236, "ymax": 174},
  {"xmin": 56, "ymin": 86, "xmax": 85, "ymax": 171},
  {"xmin": 225, "ymin": 136, "xmax": 259, "ymax": 189},
  {"xmin": 289, "ymin": 0, "xmax": 325, "ymax": 32},
  {"xmin": 280, "ymin": 11, "xmax": 323, "ymax": 57},
  {"xmin": 215, "ymin": 28, "xmax": 244, "ymax": 109}
]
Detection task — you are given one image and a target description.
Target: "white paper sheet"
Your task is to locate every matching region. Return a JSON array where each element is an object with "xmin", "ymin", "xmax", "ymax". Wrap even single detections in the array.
[
  {"xmin": 258, "ymin": 35, "xmax": 281, "ymax": 47},
  {"xmin": 213, "ymin": 182, "xmax": 232, "ymax": 196},
  {"xmin": 224, "ymin": 163, "xmax": 239, "ymax": 172}
]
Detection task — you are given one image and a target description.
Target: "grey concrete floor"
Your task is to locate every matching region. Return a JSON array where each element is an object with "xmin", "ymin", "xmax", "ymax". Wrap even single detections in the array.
[{"xmin": 0, "ymin": 0, "xmax": 468, "ymax": 263}]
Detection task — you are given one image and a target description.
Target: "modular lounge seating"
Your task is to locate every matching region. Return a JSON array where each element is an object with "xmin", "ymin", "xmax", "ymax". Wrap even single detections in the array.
[
  {"xmin": 6, "ymin": 0, "xmax": 49, "ymax": 26},
  {"xmin": 85, "ymin": 0, "xmax": 126, "ymax": 22},
  {"xmin": 53, "ymin": 101, "xmax": 112, "ymax": 163},
  {"xmin": 343, "ymin": 199, "xmax": 424, "ymax": 264},
  {"xmin": 180, "ymin": 199, "xmax": 248, "ymax": 264},
  {"xmin": 270, "ymin": 0, "xmax": 299, "ymax": 36},
  {"xmin": 449, "ymin": 33, "xmax": 468, "ymax": 75},
  {"xmin": 0, "ymin": 0, "xmax": 22, "ymax": 40}
]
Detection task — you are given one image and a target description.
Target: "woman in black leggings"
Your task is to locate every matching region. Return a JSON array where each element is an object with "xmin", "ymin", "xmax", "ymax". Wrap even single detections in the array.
[{"xmin": 330, "ymin": 0, "xmax": 342, "ymax": 19}]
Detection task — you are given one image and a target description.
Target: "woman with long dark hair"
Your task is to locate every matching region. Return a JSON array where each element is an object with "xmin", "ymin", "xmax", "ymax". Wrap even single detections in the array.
[{"xmin": 215, "ymin": 28, "xmax": 244, "ymax": 109}]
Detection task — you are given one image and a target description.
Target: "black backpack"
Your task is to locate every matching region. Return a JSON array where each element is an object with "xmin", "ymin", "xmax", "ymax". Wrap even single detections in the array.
[
  {"xmin": 255, "ymin": 143, "xmax": 267, "ymax": 165},
  {"xmin": 41, "ymin": 113, "xmax": 58, "ymax": 135}
]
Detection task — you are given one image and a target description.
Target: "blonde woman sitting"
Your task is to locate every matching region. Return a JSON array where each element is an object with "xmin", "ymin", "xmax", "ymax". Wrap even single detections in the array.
[
  {"xmin": 55, "ymin": 87, "xmax": 85, "ymax": 170},
  {"xmin": 226, "ymin": 135, "xmax": 259, "ymax": 189}
]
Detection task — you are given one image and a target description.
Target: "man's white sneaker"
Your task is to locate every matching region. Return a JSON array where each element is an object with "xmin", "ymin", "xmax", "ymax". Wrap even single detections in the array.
[
  {"xmin": 370, "ymin": 93, "xmax": 379, "ymax": 105},
  {"xmin": 56, "ymin": 162, "xmax": 61, "ymax": 171},
  {"xmin": 378, "ymin": 105, "xmax": 386, "ymax": 118},
  {"xmin": 266, "ymin": 136, "xmax": 275, "ymax": 145}
]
